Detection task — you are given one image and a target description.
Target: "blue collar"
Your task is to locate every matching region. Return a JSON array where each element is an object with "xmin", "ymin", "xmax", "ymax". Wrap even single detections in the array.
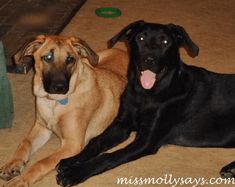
[{"xmin": 57, "ymin": 97, "xmax": 68, "ymax": 105}]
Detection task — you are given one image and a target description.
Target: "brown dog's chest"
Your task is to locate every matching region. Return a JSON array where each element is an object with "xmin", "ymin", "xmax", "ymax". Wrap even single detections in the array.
[{"xmin": 36, "ymin": 97, "xmax": 68, "ymax": 130}]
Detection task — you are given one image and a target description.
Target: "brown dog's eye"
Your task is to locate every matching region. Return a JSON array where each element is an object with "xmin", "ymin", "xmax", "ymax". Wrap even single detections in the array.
[
  {"xmin": 42, "ymin": 51, "xmax": 53, "ymax": 63},
  {"xmin": 65, "ymin": 56, "xmax": 75, "ymax": 65}
]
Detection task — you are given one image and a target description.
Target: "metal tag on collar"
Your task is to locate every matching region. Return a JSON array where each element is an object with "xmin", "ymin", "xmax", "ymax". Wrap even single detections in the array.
[{"xmin": 57, "ymin": 97, "xmax": 68, "ymax": 105}]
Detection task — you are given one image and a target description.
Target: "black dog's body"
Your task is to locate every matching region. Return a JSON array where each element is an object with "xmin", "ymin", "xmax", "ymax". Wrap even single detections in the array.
[
  {"xmin": 56, "ymin": 21, "xmax": 235, "ymax": 186},
  {"xmin": 159, "ymin": 65, "xmax": 235, "ymax": 148}
]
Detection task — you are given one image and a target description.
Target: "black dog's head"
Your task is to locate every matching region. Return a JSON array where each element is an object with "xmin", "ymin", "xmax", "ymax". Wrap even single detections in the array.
[{"xmin": 108, "ymin": 20, "xmax": 199, "ymax": 90}]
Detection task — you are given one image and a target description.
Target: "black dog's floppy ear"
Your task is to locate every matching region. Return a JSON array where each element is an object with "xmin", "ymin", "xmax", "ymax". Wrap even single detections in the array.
[
  {"xmin": 168, "ymin": 24, "xmax": 199, "ymax": 58},
  {"xmin": 71, "ymin": 37, "xmax": 99, "ymax": 66},
  {"xmin": 14, "ymin": 35, "xmax": 46, "ymax": 65},
  {"xmin": 108, "ymin": 20, "xmax": 145, "ymax": 48}
]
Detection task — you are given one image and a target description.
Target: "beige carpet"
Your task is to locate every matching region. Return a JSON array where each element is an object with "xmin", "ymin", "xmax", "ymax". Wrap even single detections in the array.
[{"xmin": 1, "ymin": 0, "xmax": 235, "ymax": 186}]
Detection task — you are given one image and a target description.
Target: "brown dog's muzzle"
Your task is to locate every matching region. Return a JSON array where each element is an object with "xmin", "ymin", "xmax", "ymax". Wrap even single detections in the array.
[
  {"xmin": 43, "ymin": 70, "xmax": 70, "ymax": 94},
  {"xmin": 50, "ymin": 81, "xmax": 68, "ymax": 94}
]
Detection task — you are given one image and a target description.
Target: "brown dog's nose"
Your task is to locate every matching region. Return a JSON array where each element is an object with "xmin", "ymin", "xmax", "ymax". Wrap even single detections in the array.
[{"xmin": 53, "ymin": 82, "xmax": 67, "ymax": 93}]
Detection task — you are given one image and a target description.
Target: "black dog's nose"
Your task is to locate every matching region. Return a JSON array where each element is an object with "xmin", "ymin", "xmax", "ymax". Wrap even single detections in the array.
[
  {"xmin": 53, "ymin": 82, "xmax": 67, "ymax": 93},
  {"xmin": 145, "ymin": 57, "xmax": 155, "ymax": 64}
]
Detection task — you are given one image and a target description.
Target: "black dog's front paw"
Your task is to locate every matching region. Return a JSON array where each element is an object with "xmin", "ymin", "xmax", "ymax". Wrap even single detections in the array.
[
  {"xmin": 56, "ymin": 152, "xmax": 90, "ymax": 173},
  {"xmin": 56, "ymin": 157, "xmax": 79, "ymax": 173},
  {"xmin": 220, "ymin": 161, "xmax": 235, "ymax": 178},
  {"xmin": 56, "ymin": 163, "xmax": 92, "ymax": 187}
]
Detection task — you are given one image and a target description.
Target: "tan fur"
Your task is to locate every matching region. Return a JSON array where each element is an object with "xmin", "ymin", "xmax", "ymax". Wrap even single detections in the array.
[{"xmin": 0, "ymin": 35, "xmax": 128, "ymax": 187}]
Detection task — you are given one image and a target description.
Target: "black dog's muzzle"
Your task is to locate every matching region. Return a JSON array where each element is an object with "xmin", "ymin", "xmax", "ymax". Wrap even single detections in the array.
[{"xmin": 144, "ymin": 57, "xmax": 155, "ymax": 64}]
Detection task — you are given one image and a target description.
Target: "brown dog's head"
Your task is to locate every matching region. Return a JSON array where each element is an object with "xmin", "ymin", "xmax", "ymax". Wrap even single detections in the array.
[{"xmin": 15, "ymin": 35, "xmax": 98, "ymax": 95}]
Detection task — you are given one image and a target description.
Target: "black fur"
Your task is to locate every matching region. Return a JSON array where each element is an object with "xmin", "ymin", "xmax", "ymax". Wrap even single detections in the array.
[{"xmin": 56, "ymin": 21, "xmax": 235, "ymax": 186}]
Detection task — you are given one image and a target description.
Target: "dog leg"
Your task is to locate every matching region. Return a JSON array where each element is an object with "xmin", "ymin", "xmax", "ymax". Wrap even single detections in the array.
[
  {"xmin": 56, "ymin": 95, "xmax": 134, "ymax": 172},
  {"xmin": 3, "ymin": 113, "xmax": 86, "ymax": 187},
  {"xmin": 57, "ymin": 116, "xmax": 132, "ymax": 173},
  {"xmin": 3, "ymin": 141, "xmax": 81, "ymax": 187},
  {"xmin": 56, "ymin": 133, "xmax": 158, "ymax": 187},
  {"xmin": 0, "ymin": 122, "xmax": 52, "ymax": 181},
  {"xmin": 220, "ymin": 161, "xmax": 235, "ymax": 178},
  {"xmin": 56, "ymin": 106, "xmax": 168, "ymax": 187}
]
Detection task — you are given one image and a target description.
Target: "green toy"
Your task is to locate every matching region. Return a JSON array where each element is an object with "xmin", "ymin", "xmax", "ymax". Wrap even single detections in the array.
[
  {"xmin": 0, "ymin": 41, "xmax": 14, "ymax": 128},
  {"xmin": 95, "ymin": 7, "xmax": 121, "ymax": 18}
]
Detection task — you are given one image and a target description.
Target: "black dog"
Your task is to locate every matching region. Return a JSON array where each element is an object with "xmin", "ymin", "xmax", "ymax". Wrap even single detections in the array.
[{"xmin": 56, "ymin": 20, "xmax": 235, "ymax": 187}]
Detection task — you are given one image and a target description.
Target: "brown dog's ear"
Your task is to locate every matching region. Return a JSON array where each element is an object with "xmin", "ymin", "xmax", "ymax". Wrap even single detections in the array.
[
  {"xmin": 71, "ymin": 37, "xmax": 99, "ymax": 66},
  {"xmin": 108, "ymin": 20, "xmax": 145, "ymax": 48},
  {"xmin": 168, "ymin": 24, "xmax": 199, "ymax": 58},
  {"xmin": 14, "ymin": 35, "xmax": 46, "ymax": 65}
]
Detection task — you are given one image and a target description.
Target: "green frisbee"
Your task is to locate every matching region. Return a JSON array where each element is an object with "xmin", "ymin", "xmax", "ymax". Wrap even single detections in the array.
[{"xmin": 95, "ymin": 7, "xmax": 121, "ymax": 18}]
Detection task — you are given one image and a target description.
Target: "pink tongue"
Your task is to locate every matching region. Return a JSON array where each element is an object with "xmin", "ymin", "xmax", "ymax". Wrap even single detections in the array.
[{"xmin": 140, "ymin": 70, "xmax": 156, "ymax": 89}]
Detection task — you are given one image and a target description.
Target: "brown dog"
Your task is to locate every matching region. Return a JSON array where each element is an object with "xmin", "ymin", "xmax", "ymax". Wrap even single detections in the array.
[{"xmin": 0, "ymin": 35, "xmax": 128, "ymax": 187}]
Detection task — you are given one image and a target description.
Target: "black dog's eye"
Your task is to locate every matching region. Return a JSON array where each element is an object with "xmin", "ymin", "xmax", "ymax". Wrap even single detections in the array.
[
  {"xmin": 139, "ymin": 36, "xmax": 144, "ymax": 41},
  {"xmin": 65, "ymin": 56, "xmax": 75, "ymax": 65},
  {"xmin": 42, "ymin": 51, "xmax": 53, "ymax": 63},
  {"xmin": 162, "ymin": 39, "xmax": 168, "ymax": 45},
  {"xmin": 137, "ymin": 34, "xmax": 145, "ymax": 41}
]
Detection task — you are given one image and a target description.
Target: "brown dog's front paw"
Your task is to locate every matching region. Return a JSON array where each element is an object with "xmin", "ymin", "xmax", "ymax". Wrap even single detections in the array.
[
  {"xmin": 0, "ymin": 159, "xmax": 25, "ymax": 181},
  {"xmin": 3, "ymin": 176, "xmax": 28, "ymax": 187}
]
